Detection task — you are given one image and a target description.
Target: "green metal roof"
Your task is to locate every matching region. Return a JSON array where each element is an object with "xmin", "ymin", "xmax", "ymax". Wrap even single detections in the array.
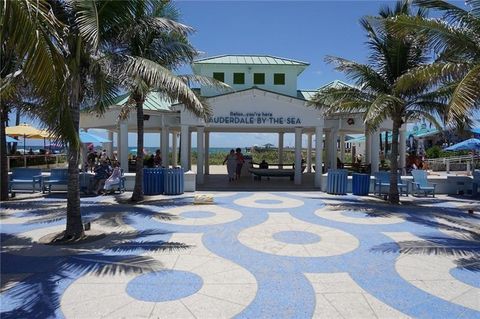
[
  {"xmin": 112, "ymin": 92, "xmax": 173, "ymax": 111},
  {"xmin": 297, "ymin": 90, "xmax": 318, "ymax": 101},
  {"xmin": 318, "ymin": 80, "xmax": 355, "ymax": 91},
  {"xmin": 194, "ymin": 55, "xmax": 309, "ymax": 66}
]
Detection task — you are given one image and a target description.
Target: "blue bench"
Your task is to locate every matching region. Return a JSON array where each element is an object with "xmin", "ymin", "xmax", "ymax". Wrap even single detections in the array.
[
  {"xmin": 373, "ymin": 171, "xmax": 408, "ymax": 196},
  {"xmin": 43, "ymin": 169, "xmax": 69, "ymax": 193},
  {"xmin": 411, "ymin": 169, "xmax": 436, "ymax": 197},
  {"xmin": 9, "ymin": 168, "xmax": 43, "ymax": 195}
]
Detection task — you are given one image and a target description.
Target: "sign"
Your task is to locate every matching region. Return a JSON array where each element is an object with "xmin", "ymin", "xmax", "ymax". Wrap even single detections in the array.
[{"xmin": 207, "ymin": 112, "xmax": 302, "ymax": 125}]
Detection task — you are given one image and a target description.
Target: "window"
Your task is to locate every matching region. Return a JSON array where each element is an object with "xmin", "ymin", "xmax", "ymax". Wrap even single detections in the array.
[
  {"xmin": 274, "ymin": 73, "xmax": 285, "ymax": 85},
  {"xmin": 253, "ymin": 73, "xmax": 265, "ymax": 85},
  {"xmin": 213, "ymin": 72, "xmax": 224, "ymax": 82},
  {"xmin": 233, "ymin": 73, "xmax": 245, "ymax": 84}
]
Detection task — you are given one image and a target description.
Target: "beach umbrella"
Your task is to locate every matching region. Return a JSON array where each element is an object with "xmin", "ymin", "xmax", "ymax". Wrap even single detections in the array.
[
  {"xmin": 444, "ymin": 138, "xmax": 480, "ymax": 151},
  {"xmin": 79, "ymin": 131, "xmax": 111, "ymax": 144},
  {"xmin": 6, "ymin": 123, "xmax": 46, "ymax": 155},
  {"xmin": 6, "ymin": 136, "xmax": 19, "ymax": 143}
]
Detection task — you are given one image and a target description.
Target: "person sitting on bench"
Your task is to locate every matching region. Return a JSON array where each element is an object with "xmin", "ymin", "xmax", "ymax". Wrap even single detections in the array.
[{"xmin": 259, "ymin": 160, "xmax": 269, "ymax": 169}]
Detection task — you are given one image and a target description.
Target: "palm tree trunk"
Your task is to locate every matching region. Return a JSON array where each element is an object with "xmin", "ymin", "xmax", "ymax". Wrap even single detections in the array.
[
  {"xmin": 389, "ymin": 117, "xmax": 401, "ymax": 204},
  {"xmin": 64, "ymin": 74, "xmax": 84, "ymax": 239},
  {"xmin": 0, "ymin": 103, "xmax": 9, "ymax": 201},
  {"xmin": 131, "ymin": 98, "xmax": 145, "ymax": 202},
  {"xmin": 10, "ymin": 109, "xmax": 20, "ymax": 153}
]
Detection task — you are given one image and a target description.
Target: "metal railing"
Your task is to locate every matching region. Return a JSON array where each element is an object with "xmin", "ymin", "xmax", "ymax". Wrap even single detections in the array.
[
  {"xmin": 425, "ymin": 154, "xmax": 479, "ymax": 173},
  {"xmin": 7, "ymin": 154, "xmax": 67, "ymax": 171}
]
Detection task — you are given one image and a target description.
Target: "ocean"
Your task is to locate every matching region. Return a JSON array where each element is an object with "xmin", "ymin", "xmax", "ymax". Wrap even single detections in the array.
[{"xmin": 19, "ymin": 146, "xmax": 235, "ymax": 155}]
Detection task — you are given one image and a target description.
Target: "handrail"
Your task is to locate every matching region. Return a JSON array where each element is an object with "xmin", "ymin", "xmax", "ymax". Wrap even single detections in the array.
[{"xmin": 6, "ymin": 154, "xmax": 67, "ymax": 171}]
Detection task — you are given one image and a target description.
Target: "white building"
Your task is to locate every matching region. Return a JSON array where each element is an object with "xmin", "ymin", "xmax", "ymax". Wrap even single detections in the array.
[{"xmin": 80, "ymin": 54, "xmax": 407, "ymax": 190}]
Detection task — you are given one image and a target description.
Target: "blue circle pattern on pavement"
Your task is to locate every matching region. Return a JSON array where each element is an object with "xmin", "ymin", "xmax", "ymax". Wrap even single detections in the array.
[
  {"xmin": 273, "ymin": 231, "xmax": 321, "ymax": 244},
  {"xmin": 179, "ymin": 211, "xmax": 216, "ymax": 219},
  {"xmin": 1, "ymin": 193, "xmax": 479, "ymax": 319},
  {"xmin": 126, "ymin": 270, "xmax": 203, "ymax": 302}
]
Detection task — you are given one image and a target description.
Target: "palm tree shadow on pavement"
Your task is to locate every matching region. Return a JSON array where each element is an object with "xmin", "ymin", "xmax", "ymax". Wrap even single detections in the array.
[{"xmin": 1, "ymin": 199, "xmax": 192, "ymax": 318}]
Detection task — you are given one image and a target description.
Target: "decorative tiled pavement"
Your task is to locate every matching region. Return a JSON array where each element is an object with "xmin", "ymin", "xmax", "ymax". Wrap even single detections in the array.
[{"xmin": 1, "ymin": 192, "xmax": 479, "ymax": 318}]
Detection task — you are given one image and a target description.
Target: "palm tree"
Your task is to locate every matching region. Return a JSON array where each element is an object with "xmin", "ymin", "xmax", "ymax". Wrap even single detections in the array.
[
  {"xmin": 388, "ymin": 0, "xmax": 480, "ymax": 123},
  {"xmin": 310, "ymin": 1, "xmax": 449, "ymax": 204},
  {"xmin": 111, "ymin": 1, "xmax": 224, "ymax": 202},
  {"xmin": 0, "ymin": 0, "xmax": 65, "ymax": 201},
  {"xmin": 3, "ymin": 0, "xmax": 141, "ymax": 239}
]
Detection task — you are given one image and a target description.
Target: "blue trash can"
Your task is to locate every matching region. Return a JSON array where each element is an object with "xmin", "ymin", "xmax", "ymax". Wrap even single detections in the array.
[
  {"xmin": 327, "ymin": 169, "xmax": 348, "ymax": 195},
  {"xmin": 143, "ymin": 168, "xmax": 165, "ymax": 195},
  {"xmin": 164, "ymin": 168, "xmax": 184, "ymax": 195},
  {"xmin": 352, "ymin": 173, "xmax": 371, "ymax": 196}
]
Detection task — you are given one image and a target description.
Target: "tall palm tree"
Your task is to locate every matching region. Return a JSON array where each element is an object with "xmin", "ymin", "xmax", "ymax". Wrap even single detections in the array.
[
  {"xmin": 388, "ymin": 0, "xmax": 480, "ymax": 123},
  {"xmin": 310, "ymin": 1, "xmax": 448, "ymax": 204},
  {"xmin": 112, "ymin": 1, "xmax": 224, "ymax": 202},
  {"xmin": 0, "ymin": 0, "xmax": 65, "ymax": 201},
  {"xmin": 41, "ymin": 0, "xmax": 146, "ymax": 240}
]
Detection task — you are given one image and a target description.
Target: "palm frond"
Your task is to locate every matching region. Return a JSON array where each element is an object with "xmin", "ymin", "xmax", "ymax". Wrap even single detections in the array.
[
  {"xmin": 393, "ymin": 62, "xmax": 468, "ymax": 94},
  {"xmin": 124, "ymin": 56, "xmax": 209, "ymax": 118},
  {"xmin": 325, "ymin": 56, "xmax": 388, "ymax": 93},
  {"xmin": 448, "ymin": 64, "xmax": 480, "ymax": 122}
]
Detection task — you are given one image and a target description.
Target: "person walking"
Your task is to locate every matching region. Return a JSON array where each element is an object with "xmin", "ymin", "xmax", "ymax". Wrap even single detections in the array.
[
  {"xmin": 223, "ymin": 149, "xmax": 237, "ymax": 181},
  {"xmin": 235, "ymin": 147, "xmax": 245, "ymax": 180}
]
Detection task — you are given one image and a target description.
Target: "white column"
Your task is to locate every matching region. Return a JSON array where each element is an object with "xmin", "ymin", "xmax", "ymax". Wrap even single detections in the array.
[
  {"xmin": 278, "ymin": 132, "xmax": 284, "ymax": 166},
  {"xmin": 294, "ymin": 127, "xmax": 302, "ymax": 185},
  {"xmin": 161, "ymin": 127, "xmax": 169, "ymax": 167},
  {"xmin": 105, "ymin": 131, "xmax": 114, "ymax": 158},
  {"xmin": 371, "ymin": 130, "xmax": 381, "ymax": 173},
  {"xmin": 307, "ymin": 133, "xmax": 312, "ymax": 173},
  {"xmin": 196, "ymin": 126, "xmax": 205, "ymax": 184},
  {"xmin": 339, "ymin": 133, "xmax": 346, "ymax": 162},
  {"xmin": 329, "ymin": 130, "xmax": 338, "ymax": 169},
  {"xmin": 315, "ymin": 126, "xmax": 323, "ymax": 188},
  {"xmin": 365, "ymin": 132, "xmax": 371, "ymax": 164},
  {"xmin": 118, "ymin": 120, "xmax": 128, "ymax": 171},
  {"xmin": 188, "ymin": 131, "xmax": 192, "ymax": 170},
  {"xmin": 180, "ymin": 125, "xmax": 189, "ymax": 169},
  {"xmin": 399, "ymin": 129, "xmax": 407, "ymax": 175},
  {"xmin": 204, "ymin": 131, "xmax": 210, "ymax": 175},
  {"xmin": 172, "ymin": 131, "xmax": 178, "ymax": 167}
]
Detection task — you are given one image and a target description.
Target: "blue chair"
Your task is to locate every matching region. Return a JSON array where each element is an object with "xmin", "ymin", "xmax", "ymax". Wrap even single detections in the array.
[
  {"xmin": 9, "ymin": 168, "xmax": 43, "ymax": 196},
  {"xmin": 411, "ymin": 169, "xmax": 436, "ymax": 197},
  {"xmin": 108, "ymin": 169, "xmax": 126, "ymax": 193},
  {"xmin": 43, "ymin": 169, "xmax": 69, "ymax": 193},
  {"xmin": 373, "ymin": 171, "xmax": 408, "ymax": 196}
]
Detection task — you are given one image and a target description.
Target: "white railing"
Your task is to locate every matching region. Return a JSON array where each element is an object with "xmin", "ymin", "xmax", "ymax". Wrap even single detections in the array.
[
  {"xmin": 425, "ymin": 154, "xmax": 479, "ymax": 173},
  {"xmin": 7, "ymin": 154, "xmax": 67, "ymax": 171}
]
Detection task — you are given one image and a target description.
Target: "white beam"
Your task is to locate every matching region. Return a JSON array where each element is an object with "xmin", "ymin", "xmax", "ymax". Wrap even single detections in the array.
[
  {"xmin": 204, "ymin": 131, "xmax": 210, "ymax": 175},
  {"xmin": 399, "ymin": 129, "xmax": 407, "ymax": 175},
  {"xmin": 161, "ymin": 126, "xmax": 169, "ymax": 167},
  {"xmin": 172, "ymin": 131, "xmax": 178, "ymax": 167},
  {"xmin": 118, "ymin": 120, "xmax": 128, "ymax": 172},
  {"xmin": 339, "ymin": 133, "xmax": 346, "ymax": 162},
  {"xmin": 307, "ymin": 133, "xmax": 312, "ymax": 173},
  {"xmin": 196, "ymin": 127, "xmax": 205, "ymax": 184},
  {"xmin": 180, "ymin": 125, "xmax": 189, "ymax": 169},
  {"xmin": 371, "ymin": 130, "xmax": 381, "ymax": 173},
  {"xmin": 294, "ymin": 127, "xmax": 302, "ymax": 185},
  {"xmin": 329, "ymin": 130, "xmax": 338, "ymax": 169},
  {"xmin": 278, "ymin": 132, "xmax": 284, "ymax": 166},
  {"xmin": 314, "ymin": 126, "xmax": 323, "ymax": 188}
]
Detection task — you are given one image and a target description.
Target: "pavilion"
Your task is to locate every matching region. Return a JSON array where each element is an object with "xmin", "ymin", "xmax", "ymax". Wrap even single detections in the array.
[{"xmin": 80, "ymin": 54, "xmax": 408, "ymax": 190}]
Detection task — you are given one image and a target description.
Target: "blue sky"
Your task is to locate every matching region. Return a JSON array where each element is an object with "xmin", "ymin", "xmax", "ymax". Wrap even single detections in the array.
[{"xmin": 12, "ymin": 1, "xmax": 472, "ymax": 148}]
